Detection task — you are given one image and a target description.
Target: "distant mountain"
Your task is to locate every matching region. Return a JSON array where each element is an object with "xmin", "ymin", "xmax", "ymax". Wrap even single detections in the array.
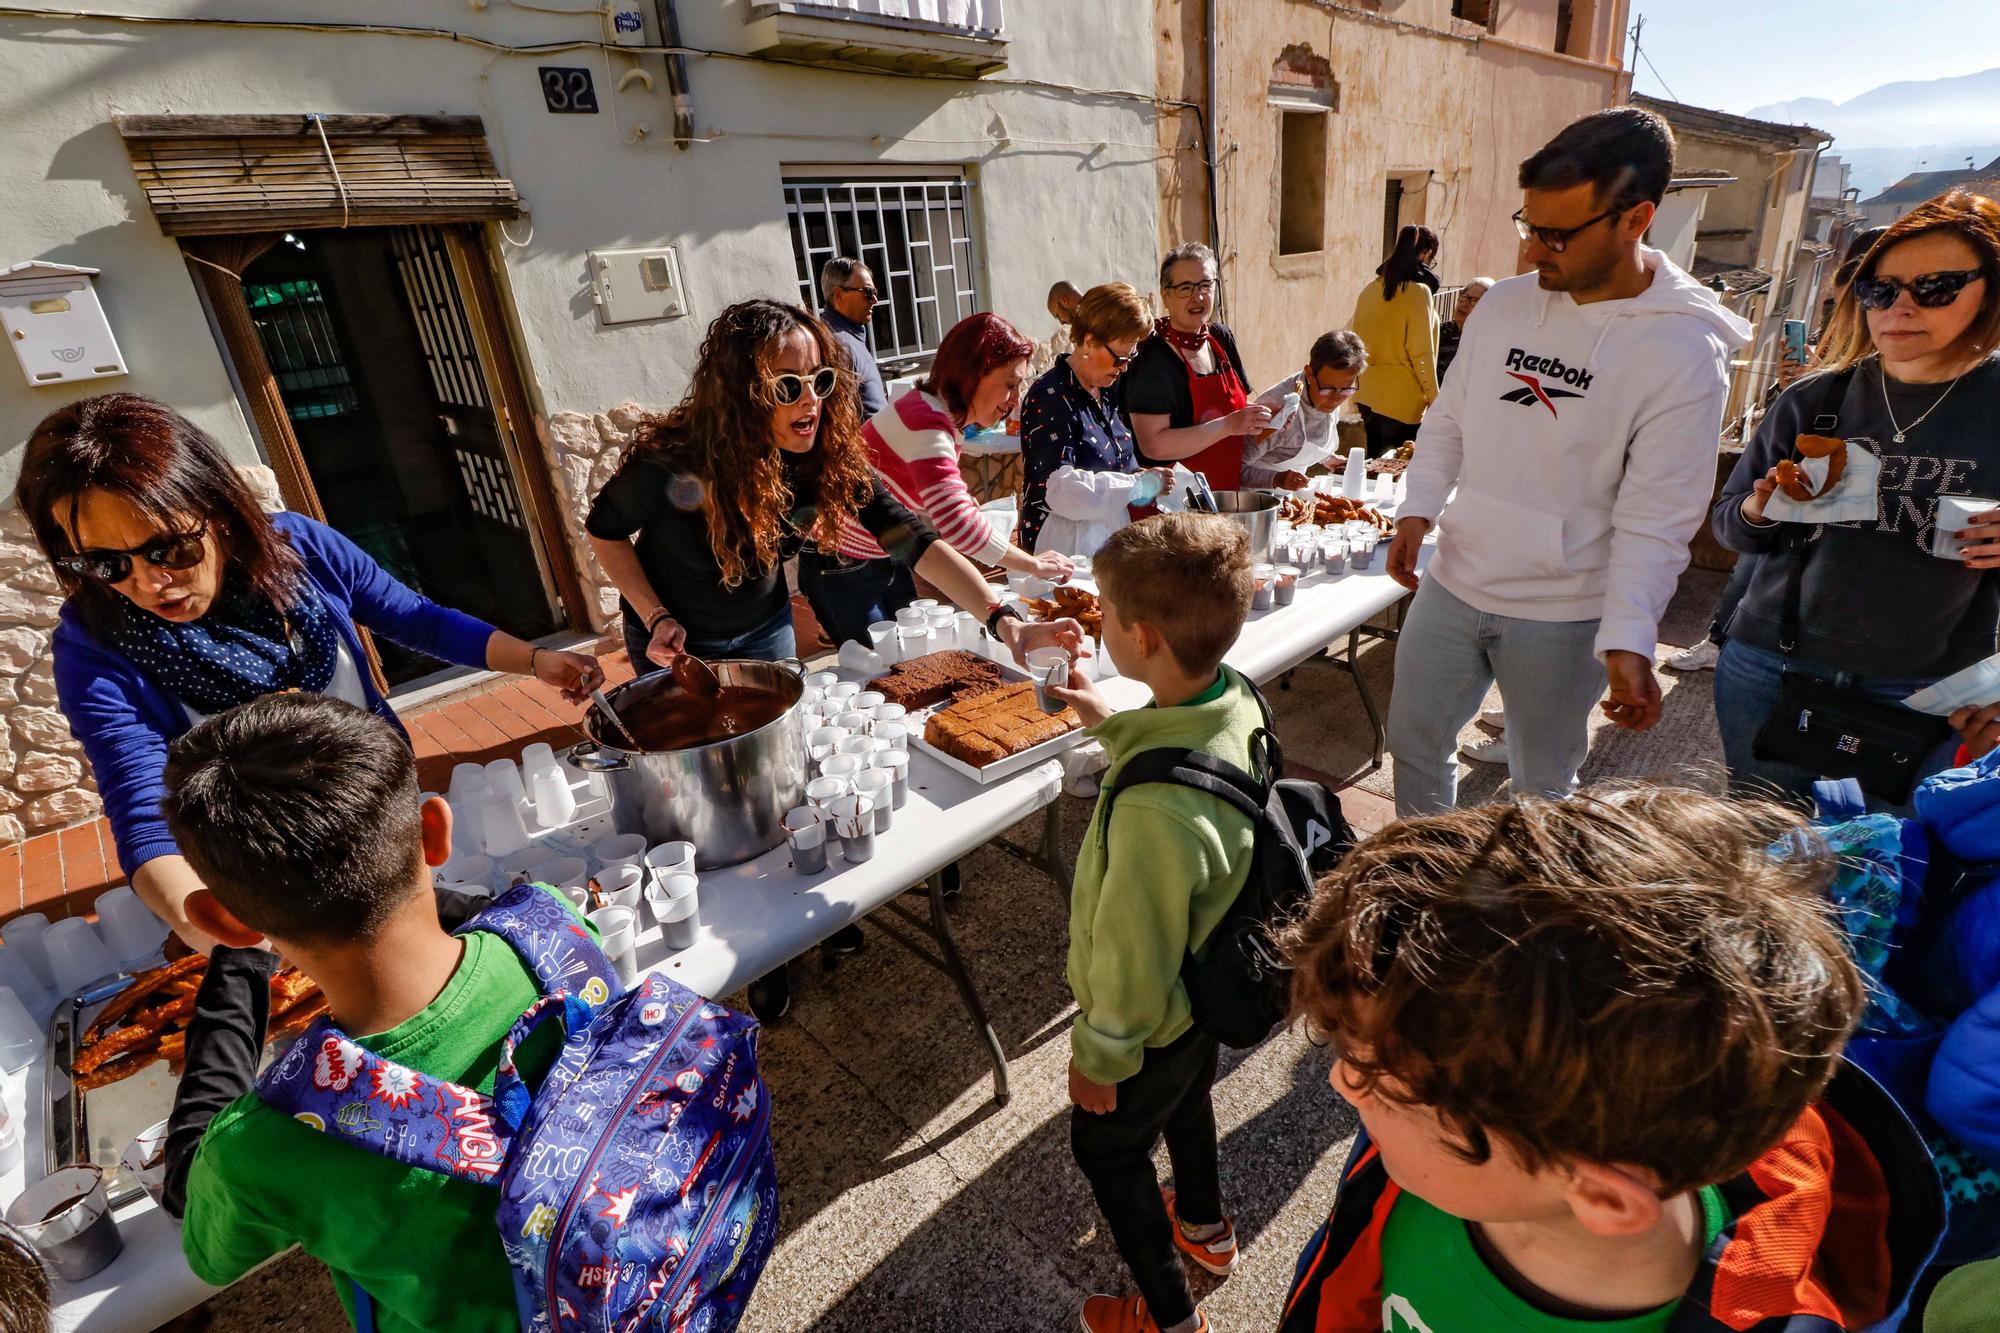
[{"xmin": 1747, "ymin": 67, "xmax": 2000, "ymax": 199}]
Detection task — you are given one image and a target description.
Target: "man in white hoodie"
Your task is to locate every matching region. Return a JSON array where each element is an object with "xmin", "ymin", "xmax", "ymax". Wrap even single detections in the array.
[{"xmin": 1383, "ymin": 106, "xmax": 1751, "ymax": 815}]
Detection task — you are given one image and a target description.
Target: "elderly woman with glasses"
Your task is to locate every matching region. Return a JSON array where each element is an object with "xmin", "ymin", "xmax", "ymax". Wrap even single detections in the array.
[
  {"xmin": 1017, "ymin": 282, "xmax": 1172, "ymax": 556},
  {"xmin": 17, "ymin": 393, "xmax": 605, "ymax": 950},
  {"xmin": 589, "ymin": 300, "xmax": 1083, "ymax": 670},
  {"xmin": 1242, "ymin": 330, "xmax": 1369, "ymax": 490},
  {"xmin": 1125, "ymin": 242, "xmax": 1272, "ymax": 491}
]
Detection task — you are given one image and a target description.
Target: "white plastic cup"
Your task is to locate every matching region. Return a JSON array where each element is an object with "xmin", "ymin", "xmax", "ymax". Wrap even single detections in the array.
[
  {"xmin": 485, "ymin": 758, "xmax": 530, "ymax": 810},
  {"xmin": 784, "ymin": 807, "xmax": 830, "ymax": 874},
  {"xmin": 6, "ymin": 1164, "xmax": 122, "ymax": 1281},
  {"xmin": 122, "ymin": 1119, "xmax": 172, "ymax": 1206},
  {"xmin": 806, "ymin": 775, "xmax": 851, "ymax": 812},
  {"xmin": 0, "ymin": 985, "xmax": 45, "ymax": 1073},
  {"xmin": 540, "ymin": 856, "xmax": 589, "ymax": 890},
  {"xmin": 853, "ymin": 690, "xmax": 886, "ymax": 712},
  {"xmin": 834, "ymin": 710, "xmax": 871, "ymax": 734},
  {"xmin": 480, "ymin": 789, "xmax": 533, "ymax": 857},
  {"xmin": 897, "ymin": 625, "xmax": 933, "ymax": 660},
  {"xmin": 595, "ymin": 863, "xmax": 645, "ymax": 910},
  {"xmin": 585, "ymin": 907, "xmax": 639, "ymax": 988},
  {"xmin": 895, "ymin": 606, "xmax": 927, "ymax": 629},
  {"xmin": 838, "ymin": 735, "xmax": 878, "ymax": 761},
  {"xmin": 854, "ymin": 768, "xmax": 895, "ymax": 835},
  {"xmin": 446, "ymin": 761, "xmax": 488, "ymax": 804},
  {"xmin": 530, "ymin": 766, "xmax": 577, "ymax": 829},
  {"xmin": 592, "ymin": 832, "xmax": 649, "ymax": 874},
  {"xmin": 446, "ymin": 854, "xmax": 496, "ymax": 894},
  {"xmin": 909, "ymin": 598, "xmax": 939, "ymax": 613},
  {"xmin": 804, "ymin": 670, "xmax": 839, "ymax": 693},
  {"xmin": 1251, "ymin": 562, "xmax": 1276, "ymax": 611},
  {"xmin": 0, "ymin": 914, "xmax": 53, "ymax": 988},
  {"xmin": 872, "ymin": 749, "xmax": 910, "ymax": 809},
  {"xmin": 0, "ymin": 950, "xmax": 54, "ymax": 1020},
  {"xmin": 644, "ymin": 842, "xmax": 696, "ymax": 889},
  {"xmin": 43, "ymin": 918, "xmax": 119, "ymax": 997},
  {"xmin": 807, "ymin": 726, "xmax": 848, "ymax": 765},
  {"xmin": 1274, "ymin": 564, "xmax": 1301, "ymax": 607},
  {"xmin": 873, "ymin": 721, "xmax": 910, "ymax": 752},
  {"xmin": 831, "ymin": 794, "xmax": 876, "ymax": 861},
  {"xmin": 954, "ymin": 612, "xmax": 982, "ymax": 653},
  {"xmin": 93, "ymin": 886, "xmax": 169, "ymax": 970},
  {"xmin": 498, "ymin": 844, "xmax": 554, "ymax": 888},
  {"xmin": 1026, "ymin": 648, "xmax": 1072, "ymax": 715},
  {"xmin": 520, "ymin": 742, "xmax": 559, "ymax": 780},
  {"xmin": 872, "ymin": 702, "xmax": 909, "ymax": 728},
  {"xmin": 657, "ymin": 872, "xmax": 700, "ymax": 950},
  {"xmin": 820, "ymin": 753, "xmax": 864, "ymax": 784},
  {"xmin": 826, "ymin": 681, "xmax": 861, "ymax": 704},
  {"xmin": 867, "ymin": 621, "xmax": 898, "ymax": 663}
]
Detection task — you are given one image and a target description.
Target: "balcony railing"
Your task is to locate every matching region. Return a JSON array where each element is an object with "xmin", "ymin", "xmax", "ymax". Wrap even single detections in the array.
[{"xmin": 745, "ymin": 0, "xmax": 1009, "ymax": 77}]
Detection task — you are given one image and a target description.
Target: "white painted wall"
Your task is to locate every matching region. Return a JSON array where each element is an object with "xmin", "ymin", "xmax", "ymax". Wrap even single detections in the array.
[
  {"xmin": 0, "ymin": 0, "xmax": 1161, "ymax": 488},
  {"xmin": 1649, "ymin": 189, "xmax": 1708, "ymax": 272}
]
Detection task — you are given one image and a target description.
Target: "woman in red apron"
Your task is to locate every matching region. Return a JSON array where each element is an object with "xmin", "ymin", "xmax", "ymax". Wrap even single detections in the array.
[{"xmin": 1123, "ymin": 242, "xmax": 1272, "ymax": 491}]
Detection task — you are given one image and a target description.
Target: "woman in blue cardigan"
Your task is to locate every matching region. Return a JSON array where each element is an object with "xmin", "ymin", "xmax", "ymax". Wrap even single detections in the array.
[{"xmin": 17, "ymin": 394, "xmax": 604, "ymax": 950}]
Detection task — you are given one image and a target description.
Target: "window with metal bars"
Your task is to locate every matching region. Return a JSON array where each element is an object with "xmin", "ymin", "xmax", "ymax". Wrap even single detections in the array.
[
  {"xmin": 784, "ymin": 174, "xmax": 982, "ymax": 373},
  {"xmin": 243, "ymin": 279, "xmax": 360, "ymax": 420}
]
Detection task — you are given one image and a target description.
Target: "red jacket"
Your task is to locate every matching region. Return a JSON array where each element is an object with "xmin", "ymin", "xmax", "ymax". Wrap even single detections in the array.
[{"xmin": 1277, "ymin": 1063, "xmax": 1943, "ymax": 1332}]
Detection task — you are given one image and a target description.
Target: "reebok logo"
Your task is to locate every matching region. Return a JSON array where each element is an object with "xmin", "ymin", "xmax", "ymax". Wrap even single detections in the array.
[{"xmin": 1501, "ymin": 348, "xmax": 1592, "ymax": 418}]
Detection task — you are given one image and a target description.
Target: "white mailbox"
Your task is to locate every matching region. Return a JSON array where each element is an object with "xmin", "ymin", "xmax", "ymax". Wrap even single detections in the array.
[
  {"xmin": 588, "ymin": 246, "xmax": 689, "ymax": 326},
  {"xmin": 0, "ymin": 262, "xmax": 127, "ymax": 387}
]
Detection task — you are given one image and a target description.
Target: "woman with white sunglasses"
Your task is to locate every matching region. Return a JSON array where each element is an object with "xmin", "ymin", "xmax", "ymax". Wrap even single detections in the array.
[{"xmin": 587, "ymin": 299, "xmax": 1082, "ymax": 674}]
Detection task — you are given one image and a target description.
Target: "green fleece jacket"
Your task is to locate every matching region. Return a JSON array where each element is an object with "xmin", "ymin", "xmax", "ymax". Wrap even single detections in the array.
[{"xmin": 1067, "ymin": 667, "xmax": 1262, "ymax": 1085}]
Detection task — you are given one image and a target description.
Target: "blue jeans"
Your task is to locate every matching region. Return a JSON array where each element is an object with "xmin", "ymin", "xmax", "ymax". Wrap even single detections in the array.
[
  {"xmin": 621, "ymin": 603, "xmax": 797, "ymax": 678},
  {"xmin": 1712, "ymin": 638, "xmax": 1949, "ymax": 813},
  {"xmin": 1387, "ymin": 579, "xmax": 1607, "ymax": 816},
  {"xmin": 795, "ymin": 551, "xmax": 918, "ymax": 649}
]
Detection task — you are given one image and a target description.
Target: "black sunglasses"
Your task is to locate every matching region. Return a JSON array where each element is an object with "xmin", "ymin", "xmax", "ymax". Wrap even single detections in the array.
[
  {"xmin": 1513, "ymin": 206, "xmax": 1621, "ymax": 254},
  {"xmin": 1853, "ymin": 268, "xmax": 1985, "ymax": 311},
  {"xmin": 54, "ymin": 519, "xmax": 210, "ymax": 584},
  {"xmin": 840, "ymin": 283, "xmax": 879, "ymax": 302},
  {"xmin": 767, "ymin": 367, "xmax": 840, "ymax": 405}
]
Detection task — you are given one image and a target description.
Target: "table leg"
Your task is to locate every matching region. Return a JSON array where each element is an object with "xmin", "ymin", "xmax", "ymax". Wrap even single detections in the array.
[
  {"xmin": 989, "ymin": 798, "xmax": 1068, "ymax": 897},
  {"xmin": 872, "ymin": 878, "xmax": 1011, "ymax": 1106},
  {"xmin": 1348, "ymin": 627, "xmax": 1386, "ymax": 768}
]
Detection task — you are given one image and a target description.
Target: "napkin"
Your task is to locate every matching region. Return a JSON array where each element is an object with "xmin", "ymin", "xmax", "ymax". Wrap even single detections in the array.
[
  {"xmin": 1762, "ymin": 441, "xmax": 1881, "ymax": 526},
  {"xmin": 1906, "ymin": 652, "xmax": 2000, "ymax": 717}
]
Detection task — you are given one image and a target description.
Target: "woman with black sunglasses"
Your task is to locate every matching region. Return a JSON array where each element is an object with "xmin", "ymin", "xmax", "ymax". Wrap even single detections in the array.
[
  {"xmin": 17, "ymin": 393, "xmax": 604, "ymax": 951},
  {"xmin": 587, "ymin": 299, "xmax": 1083, "ymax": 673},
  {"xmin": 1712, "ymin": 189, "xmax": 2000, "ymax": 809}
]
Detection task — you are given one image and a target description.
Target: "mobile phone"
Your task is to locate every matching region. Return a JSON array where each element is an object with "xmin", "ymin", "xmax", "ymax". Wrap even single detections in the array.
[{"xmin": 1783, "ymin": 319, "xmax": 1808, "ymax": 363}]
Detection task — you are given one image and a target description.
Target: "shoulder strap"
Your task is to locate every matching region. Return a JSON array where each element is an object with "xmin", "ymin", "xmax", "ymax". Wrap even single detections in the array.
[
  {"xmin": 1106, "ymin": 747, "xmax": 1265, "ymax": 827},
  {"xmin": 1778, "ymin": 366, "xmax": 1861, "ymax": 654},
  {"xmin": 459, "ymin": 880, "xmax": 623, "ymax": 1008}
]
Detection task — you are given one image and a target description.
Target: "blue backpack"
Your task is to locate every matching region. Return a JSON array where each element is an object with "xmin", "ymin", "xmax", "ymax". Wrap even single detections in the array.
[{"xmin": 256, "ymin": 882, "xmax": 779, "ymax": 1332}]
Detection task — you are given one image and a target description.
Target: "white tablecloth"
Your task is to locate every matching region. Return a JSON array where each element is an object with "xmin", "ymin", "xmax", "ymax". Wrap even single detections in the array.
[{"xmin": 15, "ymin": 547, "xmax": 1425, "ymax": 1332}]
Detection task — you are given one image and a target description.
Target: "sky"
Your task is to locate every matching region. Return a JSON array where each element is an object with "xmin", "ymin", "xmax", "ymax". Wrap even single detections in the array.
[{"xmin": 1623, "ymin": 0, "xmax": 2000, "ymax": 115}]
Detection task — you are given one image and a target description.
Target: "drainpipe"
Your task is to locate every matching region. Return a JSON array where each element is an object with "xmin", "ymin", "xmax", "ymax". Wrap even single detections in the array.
[
  {"xmin": 653, "ymin": 0, "xmax": 695, "ymax": 149},
  {"xmin": 1205, "ymin": 0, "xmax": 1224, "ymax": 312}
]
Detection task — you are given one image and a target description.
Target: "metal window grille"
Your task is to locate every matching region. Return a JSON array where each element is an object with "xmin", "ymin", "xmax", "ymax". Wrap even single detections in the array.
[
  {"xmin": 391, "ymin": 225, "xmax": 489, "ymax": 409},
  {"xmin": 243, "ymin": 279, "xmax": 361, "ymax": 421},
  {"xmin": 784, "ymin": 175, "xmax": 981, "ymax": 373}
]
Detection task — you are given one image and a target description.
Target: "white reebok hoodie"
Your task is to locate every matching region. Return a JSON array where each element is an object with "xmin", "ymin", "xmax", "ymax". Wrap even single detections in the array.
[{"xmin": 1400, "ymin": 247, "xmax": 1751, "ymax": 659}]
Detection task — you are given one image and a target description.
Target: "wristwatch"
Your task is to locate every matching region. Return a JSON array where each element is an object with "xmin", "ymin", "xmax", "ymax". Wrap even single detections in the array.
[{"xmin": 986, "ymin": 603, "xmax": 1026, "ymax": 639}]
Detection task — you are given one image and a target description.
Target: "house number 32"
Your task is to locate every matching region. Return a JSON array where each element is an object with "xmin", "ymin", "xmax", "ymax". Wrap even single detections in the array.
[{"xmin": 539, "ymin": 67, "xmax": 599, "ymax": 114}]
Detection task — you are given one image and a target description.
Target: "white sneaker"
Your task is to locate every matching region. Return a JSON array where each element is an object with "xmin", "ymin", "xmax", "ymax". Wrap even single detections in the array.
[
  {"xmin": 1665, "ymin": 641, "xmax": 1721, "ymax": 672},
  {"xmin": 1459, "ymin": 733, "xmax": 1510, "ymax": 766},
  {"xmin": 1478, "ymin": 707, "xmax": 1506, "ymax": 731}
]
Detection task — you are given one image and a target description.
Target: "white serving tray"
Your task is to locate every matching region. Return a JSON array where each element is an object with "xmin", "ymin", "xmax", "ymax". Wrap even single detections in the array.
[{"xmin": 865, "ymin": 653, "xmax": 1090, "ymax": 785}]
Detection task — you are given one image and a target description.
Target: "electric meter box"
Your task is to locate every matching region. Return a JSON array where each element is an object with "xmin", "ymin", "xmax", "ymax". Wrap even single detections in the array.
[
  {"xmin": 0, "ymin": 262, "xmax": 127, "ymax": 387},
  {"xmin": 589, "ymin": 247, "xmax": 689, "ymax": 326}
]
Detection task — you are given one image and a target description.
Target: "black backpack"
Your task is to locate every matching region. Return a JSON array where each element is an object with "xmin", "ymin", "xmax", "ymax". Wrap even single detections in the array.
[{"xmin": 1100, "ymin": 678, "xmax": 1355, "ymax": 1048}]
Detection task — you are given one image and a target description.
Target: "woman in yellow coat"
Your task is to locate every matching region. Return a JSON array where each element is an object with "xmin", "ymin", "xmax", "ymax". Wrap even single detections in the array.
[{"xmin": 1349, "ymin": 224, "xmax": 1441, "ymax": 456}]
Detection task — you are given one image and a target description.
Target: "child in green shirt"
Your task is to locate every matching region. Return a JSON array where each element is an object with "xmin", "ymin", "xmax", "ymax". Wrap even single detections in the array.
[
  {"xmin": 1277, "ymin": 788, "xmax": 1946, "ymax": 1332},
  {"xmin": 1047, "ymin": 514, "xmax": 1261, "ymax": 1333},
  {"xmin": 159, "ymin": 694, "xmax": 583, "ymax": 1333}
]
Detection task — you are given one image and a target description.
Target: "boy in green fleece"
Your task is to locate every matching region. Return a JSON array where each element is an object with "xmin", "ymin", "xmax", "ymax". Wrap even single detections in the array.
[{"xmin": 1046, "ymin": 514, "xmax": 1259, "ymax": 1333}]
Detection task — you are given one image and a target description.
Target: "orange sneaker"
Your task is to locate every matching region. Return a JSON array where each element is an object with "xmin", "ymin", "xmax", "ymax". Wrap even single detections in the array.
[
  {"xmin": 1079, "ymin": 1294, "xmax": 1211, "ymax": 1333},
  {"xmin": 1164, "ymin": 1191, "xmax": 1238, "ymax": 1276}
]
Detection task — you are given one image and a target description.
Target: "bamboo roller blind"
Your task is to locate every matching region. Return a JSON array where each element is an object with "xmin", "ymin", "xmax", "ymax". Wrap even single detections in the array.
[{"xmin": 117, "ymin": 114, "xmax": 522, "ymax": 236}]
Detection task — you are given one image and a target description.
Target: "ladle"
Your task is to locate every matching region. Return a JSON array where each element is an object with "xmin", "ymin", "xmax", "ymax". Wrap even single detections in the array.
[
  {"xmin": 671, "ymin": 650, "xmax": 721, "ymax": 699},
  {"xmin": 590, "ymin": 688, "xmax": 644, "ymax": 751}
]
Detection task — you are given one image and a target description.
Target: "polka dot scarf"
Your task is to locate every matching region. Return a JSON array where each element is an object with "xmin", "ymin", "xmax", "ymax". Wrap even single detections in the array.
[{"xmin": 106, "ymin": 574, "xmax": 341, "ymax": 715}]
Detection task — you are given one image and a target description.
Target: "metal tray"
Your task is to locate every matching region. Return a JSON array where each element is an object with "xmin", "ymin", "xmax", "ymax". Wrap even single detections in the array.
[
  {"xmin": 47, "ymin": 968, "xmax": 174, "ymax": 1210},
  {"xmin": 905, "ymin": 658, "xmax": 1088, "ymax": 785}
]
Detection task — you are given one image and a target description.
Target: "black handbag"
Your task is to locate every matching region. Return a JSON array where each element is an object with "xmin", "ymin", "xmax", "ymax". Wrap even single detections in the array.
[{"xmin": 1749, "ymin": 368, "xmax": 1950, "ymax": 804}]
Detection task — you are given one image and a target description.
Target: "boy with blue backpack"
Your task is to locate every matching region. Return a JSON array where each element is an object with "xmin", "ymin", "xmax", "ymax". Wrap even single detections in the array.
[{"xmin": 158, "ymin": 694, "xmax": 774, "ymax": 1332}]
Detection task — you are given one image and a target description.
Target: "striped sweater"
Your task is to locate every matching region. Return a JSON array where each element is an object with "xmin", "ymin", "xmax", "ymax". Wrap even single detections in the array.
[{"xmin": 833, "ymin": 389, "xmax": 1009, "ymax": 566}]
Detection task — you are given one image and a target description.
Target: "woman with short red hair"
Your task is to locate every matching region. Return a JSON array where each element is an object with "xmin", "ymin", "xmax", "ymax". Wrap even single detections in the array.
[{"xmin": 803, "ymin": 312, "xmax": 1074, "ymax": 645}]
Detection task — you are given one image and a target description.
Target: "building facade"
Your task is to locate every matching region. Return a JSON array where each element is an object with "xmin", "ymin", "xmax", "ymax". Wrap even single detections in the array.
[
  {"xmin": 0, "ymin": 0, "xmax": 1162, "ymax": 843},
  {"xmin": 1859, "ymin": 155, "xmax": 2000, "ymax": 228},
  {"xmin": 1153, "ymin": 0, "xmax": 1631, "ymax": 385},
  {"xmin": 1632, "ymin": 95, "xmax": 1831, "ymax": 433}
]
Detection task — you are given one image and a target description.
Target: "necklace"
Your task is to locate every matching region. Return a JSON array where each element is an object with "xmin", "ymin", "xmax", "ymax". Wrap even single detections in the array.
[{"xmin": 1880, "ymin": 358, "xmax": 1969, "ymax": 444}]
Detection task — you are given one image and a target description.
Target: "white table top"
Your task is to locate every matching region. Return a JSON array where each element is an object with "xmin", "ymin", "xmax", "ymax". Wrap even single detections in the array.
[
  {"xmin": 15, "ymin": 542, "xmax": 1424, "ymax": 1333},
  {"xmin": 959, "ymin": 429, "xmax": 1021, "ymax": 457}
]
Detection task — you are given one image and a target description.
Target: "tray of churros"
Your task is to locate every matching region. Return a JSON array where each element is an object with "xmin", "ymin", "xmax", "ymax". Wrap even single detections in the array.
[{"xmin": 46, "ymin": 956, "xmax": 326, "ymax": 1206}]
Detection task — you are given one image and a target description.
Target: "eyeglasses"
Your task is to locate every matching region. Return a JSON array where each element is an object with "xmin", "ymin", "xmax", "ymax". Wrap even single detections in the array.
[
  {"xmin": 1853, "ymin": 268, "xmax": 1985, "ymax": 311},
  {"xmin": 1311, "ymin": 380, "xmax": 1359, "ymax": 398},
  {"xmin": 840, "ymin": 283, "xmax": 879, "ymax": 302},
  {"xmin": 1513, "ymin": 206, "xmax": 1621, "ymax": 254},
  {"xmin": 1164, "ymin": 279, "xmax": 1218, "ymax": 299},
  {"xmin": 767, "ymin": 367, "xmax": 841, "ymax": 405},
  {"xmin": 1095, "ymin": 342, "xmax": 1139, "ymax": 367},
  {"xmin": 54, "ymin": 519, "xmax": 210, "ymax": 584}
]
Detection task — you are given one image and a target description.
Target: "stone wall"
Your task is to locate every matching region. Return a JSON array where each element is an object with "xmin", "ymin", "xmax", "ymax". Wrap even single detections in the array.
[
  {"xmin": 540, "ymin": 404, "xmax": 650, "ymax": 634},
  {"xmin": 0, "ymin": 504, "xmax": 94, "ymax": 842}
]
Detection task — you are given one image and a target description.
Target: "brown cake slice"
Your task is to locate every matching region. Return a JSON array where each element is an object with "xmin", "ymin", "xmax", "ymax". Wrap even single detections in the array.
[
  {"xmin": 923, "ymin": 680, "xmax": 1080, "ymax": 767},
  {"xmin": 868, "ymin": 649, "xmax": 1006, "ymax": 711}
]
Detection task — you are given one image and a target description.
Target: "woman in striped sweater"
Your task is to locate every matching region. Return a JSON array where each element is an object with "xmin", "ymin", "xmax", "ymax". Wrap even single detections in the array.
[{"xmin": 801, "ymin": 313, "xmax": 1074, "ymax": 646}]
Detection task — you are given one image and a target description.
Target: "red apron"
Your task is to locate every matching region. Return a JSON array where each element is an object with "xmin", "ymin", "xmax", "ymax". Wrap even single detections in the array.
[{"xmin": 1176, "ymin": 330, "xmax": 1247, "ymax": 491}]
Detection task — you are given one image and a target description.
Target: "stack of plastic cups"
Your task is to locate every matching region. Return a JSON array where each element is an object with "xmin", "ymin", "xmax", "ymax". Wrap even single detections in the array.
[
  {"xmin": 43, "ymin": 919, "xmax": 119, "ymax": 998},
  {"xmin": 94, "ymin": 886, "xmax": 170, "ymax": 971},
  {"xmin": 0, "ymin": 948, "xmax": 54, "ymax": 1023},
  {"xmin": 440, "ymin": 854, "xmax": 496, "ymax": 896},
  {"xmin": 1, "ymin": 914, "xmax": 54, "ymax": 991},
  {"xmin": 445, "ymin": 763, "xmax": 491, "ymax": 858},
  {"xmin": 528, "ymin": 763, "xmax": 577, "ymax": 830},
  {"xmin": 481, "ymin": 786, "xmax": 534, "ymax": 858},
  {"xmin": 485, "ymin": 758, "xmax": 531, "ymax": 815},
  {"xmin": 954, "ymin": 613, "xmax": 982, "ymax": 656},
  {"xmin": 0, "ymin": 984, "xmax": 44, "ymax": 1073}
]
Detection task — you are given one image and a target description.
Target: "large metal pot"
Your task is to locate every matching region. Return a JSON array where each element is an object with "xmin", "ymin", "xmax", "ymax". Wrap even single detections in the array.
[
  {"xmin": 568, "ymin": 658, "xmax": 808, "ymax": 869},
  {"xmin": 1209, "ymin": 490, "xmax": 1281, "ymax": 563}
]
